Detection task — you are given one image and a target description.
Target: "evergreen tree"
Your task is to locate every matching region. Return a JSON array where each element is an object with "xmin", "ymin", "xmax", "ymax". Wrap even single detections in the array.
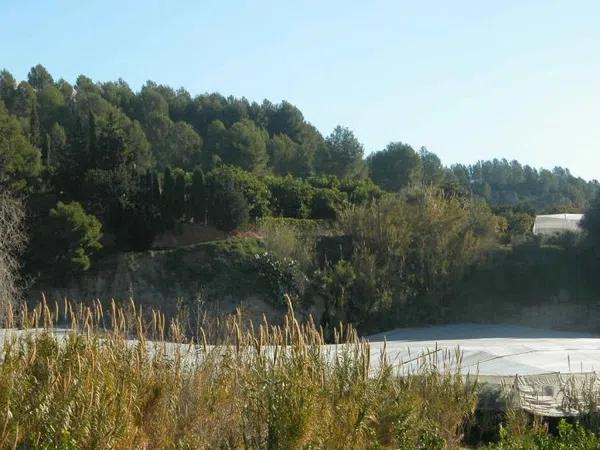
[
  {"xmin": 71, "ymin": 115, "xmax": 88, "ymax": 171},
  {"xmin": 48, "ymin": 123, "xmax": 66, "ymax": 166},
  {"xmin": 0, "ymin": 100, "xmax": 42, "ymax": 192},
  {"xmin": 88, "ymin": 111, "xmax": 97, "ymax": 165},
  {"xmin": 41, "ymin": 133, "xmax": 51, "ymax": 167},
  {"xmin": 217, "ymin": 119, "xmax": 269, "ymax": 173},
  {"xmin": 0, "ymin": 70, "xmax": 16, "ymax": 110},
  {"xmin": 151, "ymin": 171, "xmax": 161, "ymax": 204},
  {"xmin": 315, "ymin": 126, "xmax": 364, "ymax": 179},
  {"xmin": 161, "ymin": 167, "xmax": 176, "ymax": 224},
  {"xmin": 29, "ymin": 201, "xmax": 103, "ymax": 275},
  {"xmin": 95, "ymin": 112, "xmax": 128, "ymax": 170},
  {"xmin": 368, "ymin": 142, "xmax": 423, "ymax": 192},
  {"xmin": 173, "ymin": 170, "xmax": 186, "ymax": 220},
  {"xmin": 189, "ymin": 168, "xmax": 206, "ymax": 224},
  {"xmin": 208, "ymin": 181, "xmax": 249, "ymax": 231},
  {"xmin": 29, "ymin": 98, "xmax": 40, "ymax": 147},
  {"xmin": 27, "ymin": 64, "xmax": 54, "ymax": 90}
]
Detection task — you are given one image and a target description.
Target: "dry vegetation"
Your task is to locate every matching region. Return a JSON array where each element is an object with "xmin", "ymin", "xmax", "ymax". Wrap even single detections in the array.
[
  {"xmin": 0, "ymin": 191, "xmax": 25, "ymax": 315},
  {"xmin": 0, "ymin": 297, "xmax": 478, "ymax": 449}
]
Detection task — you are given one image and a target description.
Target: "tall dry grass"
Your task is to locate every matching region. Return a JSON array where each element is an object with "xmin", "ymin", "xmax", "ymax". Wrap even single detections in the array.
[{"xmin": 0, "ymin": 297, "xmax": 477, "ymax": 449}]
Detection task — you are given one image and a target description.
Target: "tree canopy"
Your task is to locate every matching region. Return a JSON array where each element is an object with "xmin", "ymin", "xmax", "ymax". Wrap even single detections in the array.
[{"xmin": 1, "ymin": 64, "xmax": 597, "ymax": 277}]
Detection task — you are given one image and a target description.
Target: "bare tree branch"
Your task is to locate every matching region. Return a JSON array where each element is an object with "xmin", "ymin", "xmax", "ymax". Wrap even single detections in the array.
[{"xmin": 0, "ymin": 190, "xmax": 26, "ymax": 312}]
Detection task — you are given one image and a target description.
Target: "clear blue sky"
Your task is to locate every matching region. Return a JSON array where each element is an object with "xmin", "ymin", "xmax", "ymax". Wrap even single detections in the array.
[{"xmin": 1, "ymin": 0, "xmax": 599, "ymax": 179}]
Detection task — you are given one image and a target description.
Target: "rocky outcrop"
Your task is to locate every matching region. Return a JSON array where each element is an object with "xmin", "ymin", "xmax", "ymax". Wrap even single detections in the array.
[{"xmin": 27, "ymin": 239, "xmax": 291, "ymax": 324}]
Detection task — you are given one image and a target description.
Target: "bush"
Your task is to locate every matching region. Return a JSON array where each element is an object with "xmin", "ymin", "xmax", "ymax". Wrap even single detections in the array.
[
  {"xmin": 207, "ymin": 182, "xmax": 249, "ymax": 231},
  {"xmin": 544, "ymin": 230, "xmax": 581, "ymax": 249},
  {"xmin": 339, "ymin": 177, "xmax": 383, "ymax": 204},
  {"xmin": 253, "ymin": 251, "xmax": 304, "ymax": 303},
  {"xmin": 494, "ymin": 208, "xmax": 535, "ymax": 245},
  {"xmin": 307, "ymin": 174, "xmax": 341, "ymax": 190},
  {"xmin": 257, "ymin": 217, "xmax": 323, "ymax": 234},
  {"xmin": 266, "ymin": 175, "xmax": 313, "ymax": 218},
  {"xmin": 33, "ymin": 201, "xmax": 103, "ymax": 274},
  {"xmin": 490, "ymin": 419, "xmax": 600, "ymax": 449},
  {"xmin": 206, "ymin": 165, "xmax": 271, "ymax": 219},
  {"xmin": 316, "ymin": 235, "xmax": 354, "ymax": 267},
  {"xmin": 310, "ymin": 187, "xmax": 346, "ymax": 220},
  {"xmin": 257, "ymin": 219, "xmax": 316, "ymax": 273},
  {"xmin": 328, "ymin": 188, "xmax": 498, "ymax": 328},
  {"xmin": 308, "ymin": 175, "xmax": 382, "ymax": 209}
]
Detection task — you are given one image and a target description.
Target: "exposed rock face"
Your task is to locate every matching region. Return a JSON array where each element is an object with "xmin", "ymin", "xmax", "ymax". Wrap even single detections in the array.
[
  {"xmin": 27, "ymin": 238, "xmax": 599, "ymax": 334},
  {"xmin": 27, "ymin": 240, "xmax": 294, "ymax": 325}
]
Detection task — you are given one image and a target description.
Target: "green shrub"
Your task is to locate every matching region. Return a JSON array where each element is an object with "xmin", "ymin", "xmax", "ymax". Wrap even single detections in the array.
[
  {"xmin": 207, "ymin": 181, "xmax": 249, "ymax": 231},
  {"xmin": 31, "ymin": 201, "xmax": 102, "ymax": 274},
  {"xmin": 339, "ymin": 177, "xmax": 383, "ymax": 204},
  {"xmin": 310, "ymin": 187, "xmax": 346, "ymax": 220},
  {"xmin": 257, "ymin": 219, "xmax": 316, "ymax": 273},
  {"xmin": 327, "ymin": 188, "xmax": 497, "ymax": 327},
  {"xmin": 490, "ymin": 419, "xmax": 600, "ymax": 450},
  {"xmin": 206, "ymin": 165, "xmax": 271, "ymax": 220},
  {"xmin": 257, "ymin": 216, "xmax": 324, "ymax": 234},
  {"xmin": 266, "ymin": 175, "xmax": 313, "ymax": 218},
  {"xmin": 316, "ymin": 235, "xmax": 354, "ymax": 267},
  {"xmin": 253, "ymin": 251, "xmax": 304, "ymax": 303},
  {"xmin": 307, "ymin": 174, "xmax": 341, "ymax": 190}
]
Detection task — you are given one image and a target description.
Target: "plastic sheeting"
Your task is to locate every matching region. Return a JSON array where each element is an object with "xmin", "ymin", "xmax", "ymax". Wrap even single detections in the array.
[
  {"xmin": 533, "ymin": 213, "xmax": 583, "ymax": 235},
  {"xmin": 368, "ymin": 324, "xmax": 600, "ymax": 375},
  {"xmin": 368, "ymin": 324, "xmax": 600, "ymax": 416},
  {"xmin": 510, "ymin": 373, "xmax": 600, "ymax": 417}
]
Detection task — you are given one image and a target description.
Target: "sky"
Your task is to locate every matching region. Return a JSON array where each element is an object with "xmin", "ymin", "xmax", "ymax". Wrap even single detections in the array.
[{"xmin": 1, "ymin": 0, "xmax": 599, "ymax": 180}]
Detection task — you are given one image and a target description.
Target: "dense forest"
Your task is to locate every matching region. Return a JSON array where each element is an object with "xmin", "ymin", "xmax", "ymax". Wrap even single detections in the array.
[{"xmin": 2, "ymin": 64, "xmax": 600, "ymax": 331}]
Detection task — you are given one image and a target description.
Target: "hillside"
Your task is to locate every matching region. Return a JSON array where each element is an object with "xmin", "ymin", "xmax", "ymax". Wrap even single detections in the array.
[
  {"xmin": 27, "ymin": 238, "xmax": 315, "ymax": 325},
  {"xmin": 2, "ymin": 64, "xmax": 600, "ymax": 335}
]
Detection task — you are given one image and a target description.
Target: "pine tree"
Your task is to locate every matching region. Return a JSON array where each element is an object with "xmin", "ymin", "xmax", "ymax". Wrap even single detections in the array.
[
  {"xmin": 88, "ymin": 111, "xmax": 97, "ymax": 166},
  {"xmin": 29, "ymin": 98, "xmax": 40, "ymax": 147},
  {"xmin": 42, "ymin": 133, "xmax": 52, "ymax": 167},
  {"xmin": 151, "ymin": 171, "xmax": 161, "ymax": 204},
  {"xmin": 173, "ymin": 171, "xmax": 186, "ymax": 220},
  {"xmin": 208, "ymin": 181, "xmax": 249, "ymax": 231},
  {"xmin": 140, "ymin": 171, "xmax": 154, "ymax": 204},
  {"xmin": 70, "ymin": 114, "xmax": 88, "ymax": 171},
  {"xmin": 189, "ymin": 168, "xmax": 207, "ymax": 224},
  {"xmin": 161, "ymin": 167, "xmax": 176, "ymax": 225}
]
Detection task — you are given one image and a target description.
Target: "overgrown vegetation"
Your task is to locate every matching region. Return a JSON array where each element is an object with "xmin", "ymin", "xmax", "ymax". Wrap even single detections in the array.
[
  {"xmin": 5, "ymin": 66, "xmax": 600, "ymax": 448},
  {"xmin": 0, "ymin": 191, "xmax": 26, "ymax": 312},
  {"xmin": 0, "ymin": 298, "xmax": 480, "ymax": 449},
  {"xmin": 1, "ymin": 298, "xmax": 600, "ymax": 448},
  {"xmin": 0, "ymin": 65, "xmax": 597, "ymax": 282},
  {"xmin": 0, "ymin": 57, "xmax": 598, "ymax": 336},
  {"xmin": 323, "ymin": 188, "xmax": 497, "ymax": 330}
]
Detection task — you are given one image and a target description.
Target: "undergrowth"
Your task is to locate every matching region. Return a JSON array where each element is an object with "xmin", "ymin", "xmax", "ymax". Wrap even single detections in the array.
[{"xmin": 0, "ymin": 297, "xmax": 478, "ymax": 449}]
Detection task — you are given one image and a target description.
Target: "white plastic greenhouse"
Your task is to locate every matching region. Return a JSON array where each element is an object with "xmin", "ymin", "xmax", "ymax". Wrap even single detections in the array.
[
  {"xmin": 533, "ymin": 214, "xmax": 583, "ymax": 236},
  {"xmin": 368, "ymin": 324, "xmax": 600, "ymax": 416}
]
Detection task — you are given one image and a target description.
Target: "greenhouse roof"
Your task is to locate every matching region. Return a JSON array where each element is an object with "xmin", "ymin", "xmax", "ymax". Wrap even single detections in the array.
[{"xmin": 533, "ymin": 213, "xmax": 583, "ymax": 235}]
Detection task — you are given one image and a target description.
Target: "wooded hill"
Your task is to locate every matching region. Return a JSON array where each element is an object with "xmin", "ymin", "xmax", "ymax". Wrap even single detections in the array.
[{"xmin": 2, "ymin": 65, "xmax": 600, "ymax": 331}]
